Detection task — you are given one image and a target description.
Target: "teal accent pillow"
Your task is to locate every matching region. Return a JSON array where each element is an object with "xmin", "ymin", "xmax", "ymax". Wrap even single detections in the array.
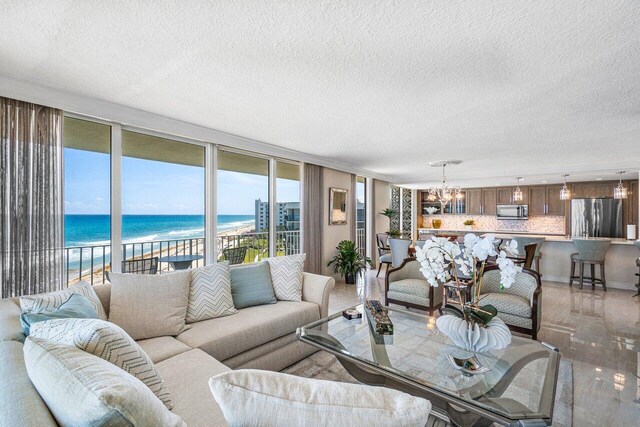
[
  {"xmin": 20, "ymin": 293, "xmax": 99, "ymax": 336},
  {"xmin": 230, "ymin": 262, "xmax": 277, "ymax": 309}
]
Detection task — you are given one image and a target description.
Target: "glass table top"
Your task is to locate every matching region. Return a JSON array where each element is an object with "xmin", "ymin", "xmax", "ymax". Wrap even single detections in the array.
[{"xmin": 298, "ymin": 305, "xmax": 560, "ymax": 423}]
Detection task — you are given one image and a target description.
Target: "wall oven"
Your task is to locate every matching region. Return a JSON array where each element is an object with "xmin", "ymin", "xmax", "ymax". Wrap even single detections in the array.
[{"xmin": 496, "ymin": 204, "xmax": 528, "ymax": 220}]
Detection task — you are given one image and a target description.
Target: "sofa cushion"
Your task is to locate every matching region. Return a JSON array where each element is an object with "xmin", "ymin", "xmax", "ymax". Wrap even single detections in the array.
[
  {"xmin": 20, "ymin": 293, "xmax": 99, "ymax": 335},
  {"xmin": 23, "ymin": 336, "xmax": 185, "ymax": 427},
  {"xmin": 30, "ymin": 318, "xmax": 173, "ymax": 409},
  {"xmin": 478, "ymin": 293, "xmax": 532, "ymax": 318},
  {"xmin": 264, "ymin": 253, "xmax": 306, "ymax": 302},
  {"xmin": 209, "ymin": 369, "xmax": 432, "ymax": 426},
  {"xmin": 389, "ymin": 278, "xmax": 429, "ymax": 298},
  {"xmin": 137, "ymin": 336, "xmax": 192, "ymax": 364},
  {"xmin": 19, "ymin": 281, "xmax": 107, "ymax": 320},
  {"xmin": 0, "ymin": 341, "xmax": 56, "ymax": 427},
  {"xmin": 108, "ymin": 270, "xmax": 190, "ymax": 340},
  {"xmin": 0, "ymin": 298, "xmax": 27, "ymax": 342},
  {"xmin": 186, "ymin": 261, "xmax": 237, "ymax": 323},
  {"xmin": 230, "ymin": 262, "xmax": 277, "ymax": 309},
  {"xmin": 177, "ymin": 301, "xmax": 320, "ymax": 361},
  {"xmin": 156, "ymin": 349, "xmax": 230, "ymax": 427}
]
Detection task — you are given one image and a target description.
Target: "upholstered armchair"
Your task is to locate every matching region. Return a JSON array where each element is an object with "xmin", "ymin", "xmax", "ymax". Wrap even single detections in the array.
[
  {"xmin": 477, "ymin": 265, "xmax": 542, "ymax": 340},
  {"xmin": 385, "ymin": 258, "xmax": 443, "ymax": 315}
]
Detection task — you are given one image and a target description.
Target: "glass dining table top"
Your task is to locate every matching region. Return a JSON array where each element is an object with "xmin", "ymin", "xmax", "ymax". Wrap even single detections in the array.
[{"xmin": 298, "ymin": 305, "xmax": 560, "ymax": 424}]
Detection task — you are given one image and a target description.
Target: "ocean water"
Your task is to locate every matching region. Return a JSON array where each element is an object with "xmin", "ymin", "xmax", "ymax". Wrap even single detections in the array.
[{"xmin": 65, "ymin": 214, "xmax": 254, "ymax": 247}]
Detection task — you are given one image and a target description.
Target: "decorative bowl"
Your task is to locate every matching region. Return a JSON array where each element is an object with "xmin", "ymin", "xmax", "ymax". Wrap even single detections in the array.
[
  {"xmin": 436, "ymin": 315, "xmax": 511, "ymax": 353},
  {"xmin": 446, "ymin": 354, "xmax": 490, "ymax": 376}
]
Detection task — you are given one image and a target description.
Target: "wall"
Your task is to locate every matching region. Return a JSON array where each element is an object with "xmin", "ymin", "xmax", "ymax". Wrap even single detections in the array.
[
  {"xmin": 420, "ymin": 214, "xmax": 566, "ymax": 235},
  {"xmin": 322, "ymin": 168, "xmax": 352, "ymax": 277}
]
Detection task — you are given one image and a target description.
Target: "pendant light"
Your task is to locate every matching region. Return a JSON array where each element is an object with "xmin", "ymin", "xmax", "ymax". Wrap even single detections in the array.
[
  {"xmin": 559, "ymin": 174, "xmax": 571, "ymax": 200},
  {"xmin": 513, "ymin": 177, "xmax": 523, "ymax": 202},
  {"xmin": 614, "ymin": 171, "xmax": 628, "ymax": 199}
]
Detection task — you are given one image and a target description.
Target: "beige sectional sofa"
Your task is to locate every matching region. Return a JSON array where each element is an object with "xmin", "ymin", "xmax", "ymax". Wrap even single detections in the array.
[{"xmin": 0, "ymin": 271, "xmax": 335, "ymax": 427}]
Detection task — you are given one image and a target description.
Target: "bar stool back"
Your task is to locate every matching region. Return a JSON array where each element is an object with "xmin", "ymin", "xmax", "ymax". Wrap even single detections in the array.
[
  {"xmin": 388, "ymin": 238, "xmax": 412, "ymax": 268},
  {"xmin": 569, "ymin": 239, "xmax": 611, "ymax": 290}
]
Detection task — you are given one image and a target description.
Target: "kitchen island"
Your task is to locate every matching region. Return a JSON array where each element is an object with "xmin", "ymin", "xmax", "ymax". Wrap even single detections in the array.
[{"xmin": 418, "ymin": 228, "xmax": 640, "ymax": 290}]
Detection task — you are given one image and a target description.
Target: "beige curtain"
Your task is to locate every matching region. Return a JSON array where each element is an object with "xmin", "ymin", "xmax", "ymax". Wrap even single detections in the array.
[
  {"xmin": 303, "ymin": 163, "xmax": 323, "ymax": 274},
  {"xmin": 350, "ymin": 174, "xmax": 357, "ymax": 243},
  {"xmin": 1, "ymin": 97, "xmax": 64, "ymax": 298}
]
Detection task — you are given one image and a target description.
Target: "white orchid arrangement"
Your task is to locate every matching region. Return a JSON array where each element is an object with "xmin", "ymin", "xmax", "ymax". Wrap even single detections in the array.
[{"xmin": 415, "ymin": 233, "xmax": 521, "ymax": 325}]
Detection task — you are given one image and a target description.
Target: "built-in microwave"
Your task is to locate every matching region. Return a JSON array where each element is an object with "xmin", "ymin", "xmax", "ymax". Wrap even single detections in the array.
[{"xmin": 496, "ymin": 204, "xmax": 528, "ymax": 220}]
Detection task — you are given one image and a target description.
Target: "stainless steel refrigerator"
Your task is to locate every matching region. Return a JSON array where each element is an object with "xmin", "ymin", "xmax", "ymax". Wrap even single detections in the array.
[{"xmin": 571, "ymin": 198, "xmax": 623, "ymax": 238}]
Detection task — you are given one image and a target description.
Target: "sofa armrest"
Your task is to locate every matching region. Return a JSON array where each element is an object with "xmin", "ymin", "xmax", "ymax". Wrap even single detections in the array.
[{"xmin": 302, "ymin": 273, "xmax": 335, "ymax": 318}]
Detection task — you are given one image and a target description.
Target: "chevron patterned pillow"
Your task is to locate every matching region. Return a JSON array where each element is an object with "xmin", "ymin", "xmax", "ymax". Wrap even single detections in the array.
[
  {"xmin": 20, "ymin": 281, "xmax": 107, "ymax": 320},
  {"xmin": 264, "ymin": 253, "xmax": 306, "ymax": 302},
  {"xmin": 187, "ymin": 261, "xmax": 237, "ymax": 323},
  {"xmin": 30, "ymin": 318, "xmax": 173, "ymax": 409}
]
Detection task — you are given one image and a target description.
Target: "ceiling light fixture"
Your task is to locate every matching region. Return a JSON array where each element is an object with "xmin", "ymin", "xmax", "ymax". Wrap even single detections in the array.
[
  {"xmin": 427, "ymin": 160, "xmax": 462, "ymax": 206},
  {"xmin": 560, "ymin": 174, "xmax": 571, "ymax": 200},
  {"xmin": 614, "ymin": 171, "xmax": 628, "ymax": 199},
  {"xmin": 513, "ymin": 177, "xmax": 523, "ymax": 202}
]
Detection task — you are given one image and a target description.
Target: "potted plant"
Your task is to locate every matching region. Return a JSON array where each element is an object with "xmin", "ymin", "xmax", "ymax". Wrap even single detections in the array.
[
  {"xmin": 463, "ymin": 219, "xmax": 475, "ymax": 230},
  {"xmin": 327, "ymin": 240, "xmax": 372, "ymax": 284},
  {"xmin": 415, "ymin": 234, "xmax": 520, "ymax": 352},
  {"xmin": 379, "ymin": 208, "xmax": 398, "ymax": 236}
]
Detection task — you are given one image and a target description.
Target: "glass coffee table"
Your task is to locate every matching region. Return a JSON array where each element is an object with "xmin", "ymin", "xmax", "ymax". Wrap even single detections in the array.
[{"xmin": 297, "ymin": 305, "xmax": 560, "ymax": 426}]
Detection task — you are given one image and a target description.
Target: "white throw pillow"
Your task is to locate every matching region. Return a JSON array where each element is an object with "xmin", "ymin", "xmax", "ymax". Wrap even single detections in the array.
[
  {"xmin": 186, "ymin": 262, "xmax": 237, "ymax": 323},
  {"xmin": 209, "ymin": 369, "xmax": 431, "ymax": 427},
  {"xmin": 20, "ymin": 281, "xmax": 107, "ymax": 320},
  {"xmin": 263, "ymin": 253, "xmax": 306, "ymax": 302},
  {"xmin": 108, "ymin": 271, "xmax": 190, "ymax": 340},
  {"xmin": 24, "ymin": 336, "xmax": 185, "ymax": 427},
  {"xmin": 30, "ymin": 318, "xmax": 173, "ymax": 409}
]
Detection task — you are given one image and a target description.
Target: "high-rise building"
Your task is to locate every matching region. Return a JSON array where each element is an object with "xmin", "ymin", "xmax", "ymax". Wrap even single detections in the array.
[{"xmin": 255, "ymin": 199, "xmax": 300, "ymax": 231}]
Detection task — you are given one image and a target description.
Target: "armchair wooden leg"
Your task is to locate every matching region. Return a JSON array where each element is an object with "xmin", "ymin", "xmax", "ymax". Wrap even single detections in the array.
[{"xmin": 376, "ymin": 263, "xmax": 383, "ymax": 277}]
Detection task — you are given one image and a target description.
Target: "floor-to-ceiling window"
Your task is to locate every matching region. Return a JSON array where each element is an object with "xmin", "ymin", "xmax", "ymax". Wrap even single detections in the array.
[
  {"xmin": 63, "ymin": 117, "xmax": 111, "ymax": 284},
  {"xmin": 217, "ymin": 149, "xmax": 270, "ymax": 264},
  {"xmin": 356, "ymin": 176, "xmax": 366, "ymax": 256},
  {"xmin": 276, "ymin": 161, "xmax": 301, "ymax": 256},
  {"xmin": 121, "ymin": 131, "xmax": 206, "ymax": 272}
]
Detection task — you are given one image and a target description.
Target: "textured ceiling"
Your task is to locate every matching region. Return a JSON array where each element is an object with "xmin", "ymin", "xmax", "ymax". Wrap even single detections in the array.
[{"xmin": 1, "ymin": 0, "xmax": 640, "ymax": 187}]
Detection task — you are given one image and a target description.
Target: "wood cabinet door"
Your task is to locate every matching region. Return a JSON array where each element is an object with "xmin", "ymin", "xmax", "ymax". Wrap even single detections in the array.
[
  {"xmin": 497, "ymin": 187, "xmax": 513, "ymax": 205},
  {"xmin": 466, "ymin": 189, "xmax": 482, "ymax": 214},
  {"xmin": 516, "ymin": 186, "xmax": 529, "ymax": 204},
  {"xmin": 482, "ymin": 188, "xmax": 497, "ymax": 215},
  {"xmin": 529, "ymin": 186, "xmax": 546, "ymax": 216},
  {"xmin": 630, "ymin": 181, "xmax": 638, "ymax": 226},
  {"xmin": 596, "ymin": 182, "xmax": 617, "ymax": 198},
  {"xmin": 545, "ymin": 185, "xmax": 565, "ymax": 215}
]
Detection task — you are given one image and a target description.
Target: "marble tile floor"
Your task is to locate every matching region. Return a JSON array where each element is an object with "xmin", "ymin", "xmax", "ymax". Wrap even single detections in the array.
[{"xmin": 327, "ymin": 270, "xmax": 640, "ymax": 427}]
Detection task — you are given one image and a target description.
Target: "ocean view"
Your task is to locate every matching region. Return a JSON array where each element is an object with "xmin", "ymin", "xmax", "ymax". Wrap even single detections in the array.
[{"xmin": 65, "ymin": 214, "xmax": 254, "ymax": 247}]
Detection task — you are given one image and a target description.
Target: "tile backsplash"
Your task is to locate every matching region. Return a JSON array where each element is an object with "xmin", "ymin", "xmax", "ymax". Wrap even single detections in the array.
[{"xmin": 421, "ymin": 215, "xmax": 566, "ymax": 234}]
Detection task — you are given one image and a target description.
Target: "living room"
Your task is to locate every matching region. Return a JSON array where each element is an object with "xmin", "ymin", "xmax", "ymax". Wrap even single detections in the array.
[{"xmin": 1, "ymin": 2, "xmax": 639, "ymax": 426}]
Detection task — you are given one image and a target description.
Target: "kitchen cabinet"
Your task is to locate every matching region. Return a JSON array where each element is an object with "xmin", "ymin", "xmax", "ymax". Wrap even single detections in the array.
[
  {"xmin": 529, "ymin": 187, "xmax": 546, "ymax": 216},
  {"xmin": 497, "ymin": 187, "xmax": 513, "ymax": 204},
  {"xmin": 571, "ymin": 181, "xmax": 618, "ymax": 199},
  {"xmin": 482, "ymin": 188, "xmax": 497, "ymax": 215},
  {"xmin": 630, "ymin": 181, "xmax": 638, "ymax": 226},
  {"xmin": 545, "ymin": 185, "xmax": 565, "ymax": 215},
  {"xmin": 466, "ymin": 189, "xmax": 482, "ymax": 214}
]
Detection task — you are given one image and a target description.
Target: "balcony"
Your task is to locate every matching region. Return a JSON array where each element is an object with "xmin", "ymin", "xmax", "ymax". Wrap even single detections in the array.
[{"xmin": 65, "ymin": 230, "xmax": 301, "ymax": 285}]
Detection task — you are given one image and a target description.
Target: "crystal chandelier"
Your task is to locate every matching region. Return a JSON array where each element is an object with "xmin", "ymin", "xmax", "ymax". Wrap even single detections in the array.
[
  {"xmin": 559, "ymin": 174, "xmax": 571, "ymax": 200},
  {"xmin": 614, "ymin": 171, "xmax": 628, "ymax": 199},
  {"xmin": 513, "ymin": 177, "xmax": 523, "ymax": 202},
  {"xmin": 427, "ymin": 160, "xmax": 462, "ymax": 206}
]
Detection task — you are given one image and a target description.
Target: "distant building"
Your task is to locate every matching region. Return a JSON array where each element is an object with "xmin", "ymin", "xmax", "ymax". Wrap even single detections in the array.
[{"xmin": 255, "ymin": 199, "xmax": 300, "ymax": 231}]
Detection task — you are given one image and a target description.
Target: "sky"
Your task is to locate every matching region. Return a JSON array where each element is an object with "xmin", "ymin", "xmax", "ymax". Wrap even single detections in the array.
[{"xmin": 64, "ymin": 148, "xmax": 300, "ymax": 215}]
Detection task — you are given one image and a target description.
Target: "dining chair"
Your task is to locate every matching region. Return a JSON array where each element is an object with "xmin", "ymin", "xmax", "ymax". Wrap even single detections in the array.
[
  {"xmin": 376, "ymin": 233, "xmax": 392, "ymax": 277},
  {"xmin": 121, "ymin": 257, "xmax": 159, "ymax": 274},
  {"xmin": 223, "ymin": 247, "xmax": 248, "ymax": 265},
  {"xmin": 510, "ymin": 237, "xmax": 544, "ymax": 273},
  {"xmin": 388, "ymin": 238, "xmax": 412, "ymax": 268}
]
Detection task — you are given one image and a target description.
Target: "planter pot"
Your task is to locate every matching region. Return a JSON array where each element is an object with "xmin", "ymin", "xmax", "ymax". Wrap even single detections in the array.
[
  {"xmin": 464, "ymin": 225, "xmax": 473, "ymax": 231},
  {"xmin": 345, "ymin": 273, "xmax": 356, "ymax": 285},
  {"xmin": 436, "ymin": 315, "xmax": 511, "ymax": 353}
]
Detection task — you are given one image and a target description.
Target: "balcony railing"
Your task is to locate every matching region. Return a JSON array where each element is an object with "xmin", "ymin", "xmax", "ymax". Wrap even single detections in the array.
[
  {"xmin": 356, "ymin": 228, "xmax": 365, "ymax": 257},
  {"xmin": 65, "ymin": 230, "xmax": 301, "ymax": 286}
]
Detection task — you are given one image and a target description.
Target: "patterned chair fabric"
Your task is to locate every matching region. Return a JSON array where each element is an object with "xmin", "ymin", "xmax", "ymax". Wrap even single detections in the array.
[
  {"xmin": 385, "ymin": 258, "xmax": 442, "ymax": 314},
  {"xmin": 478, "ymin": 293, "xmax": 531, "ymax": 318},
  {"xmin": 479, "ymin": 269, "xmax": 537, "ymax": 304},
  {"xmin": 388, "ymin": 238, "xmax": 412, "ymax": 268}
]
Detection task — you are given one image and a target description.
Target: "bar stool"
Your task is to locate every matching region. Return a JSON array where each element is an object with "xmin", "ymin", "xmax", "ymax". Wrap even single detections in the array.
[
  {"xmin": 569, "ymin": 239, "xmax": 611, "ymax": 291},
  {"xmin": 511, "ymin": 237, "xmax": 545, "ymax": 274},
  {"xmin": 388, "ymin": 238, "xmax": 412, "ymax": 268}
]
